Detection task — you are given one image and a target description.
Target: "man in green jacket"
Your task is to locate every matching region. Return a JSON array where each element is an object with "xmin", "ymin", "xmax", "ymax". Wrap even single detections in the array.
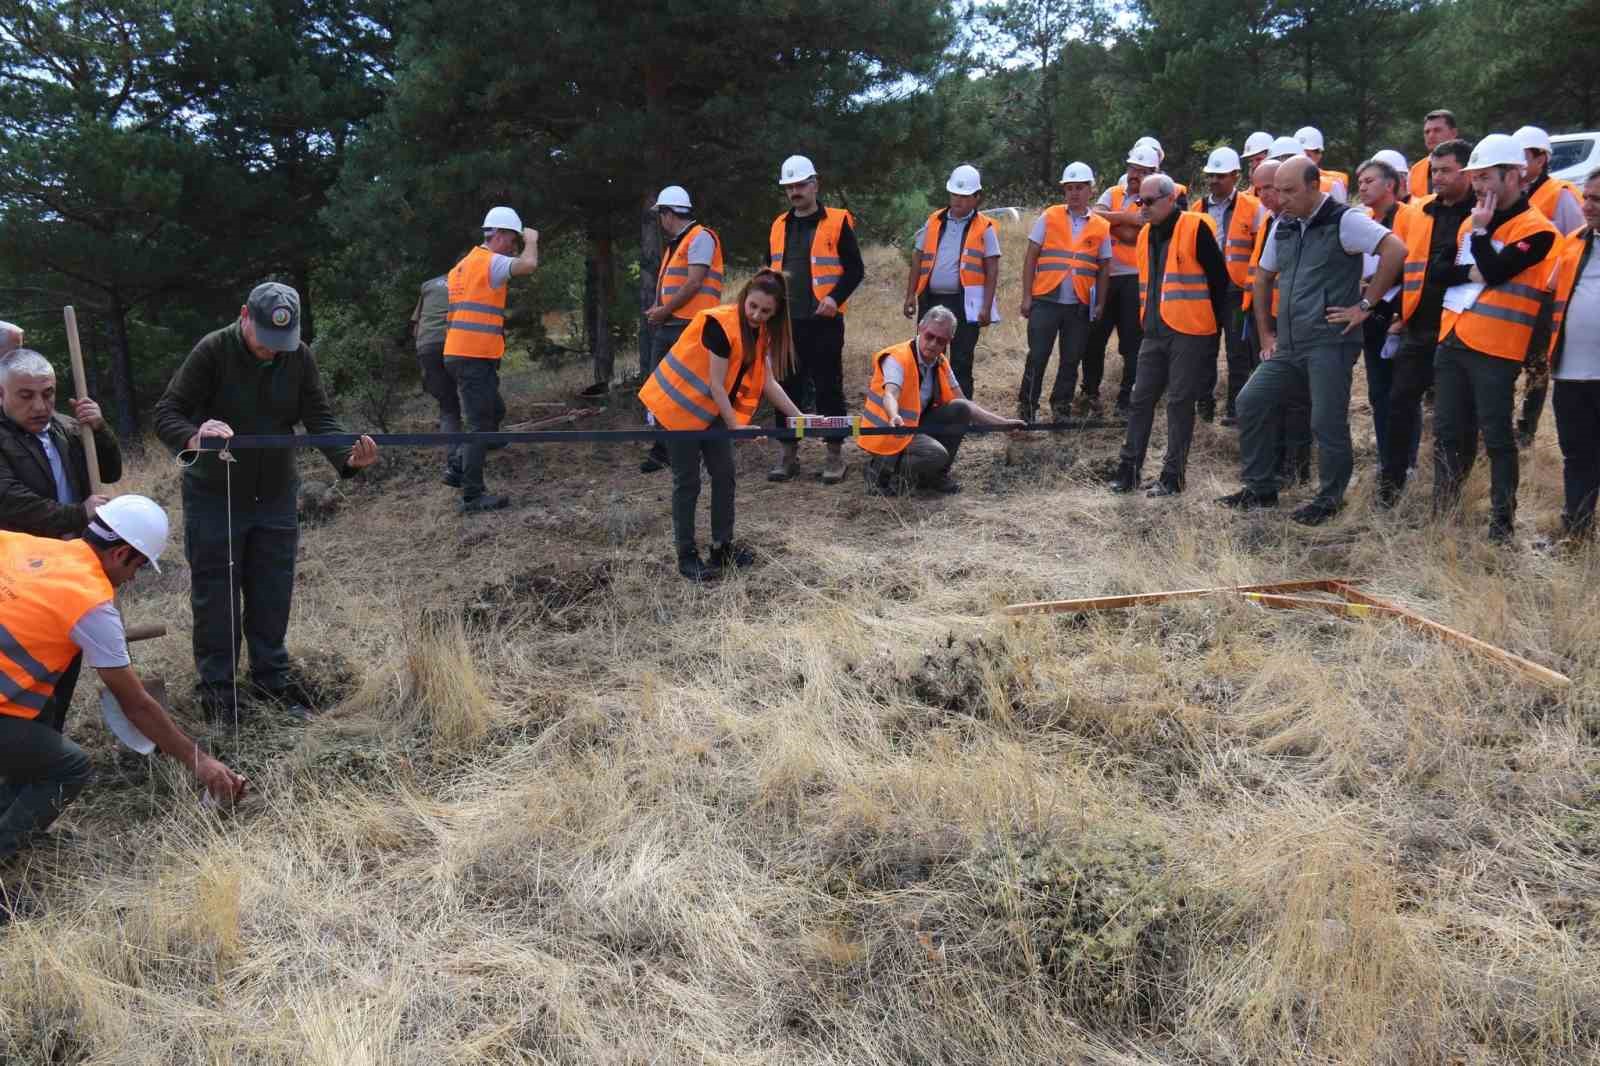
[{"xmin": 153, "ymin": 283, "xmax": 377, "ymax": 721}]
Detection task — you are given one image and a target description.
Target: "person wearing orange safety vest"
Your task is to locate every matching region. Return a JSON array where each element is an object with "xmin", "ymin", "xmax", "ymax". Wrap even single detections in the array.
[
  {"xmin": 1511, "ymin": 126, "xmax": 1585, "ymax": 445},
  {"xmin": 1017, "ymin": 161, "xmax": 1112, "ymax": 421},
  {"xmin": 767, "ymin": 155, "xmax": 865, "ymax": 486},
  {"xmin": 1410, "ymin": 110, "xmax": 1459, "ymax": 199},
  {"xmin": 1430, "ymin": 134, "xmax": 1561, "ymax": 543},
  {"xmin": 1189, "ymin": 146, "xmax": 1267, "ymax": 424},
  {"xmin": 1090, "ymin": 142, "xmax": 1189, "ymax": 413},
  {"xmin": 1296, "ymin": 127, "xmax": 1349, "ymax": 201},
  {"xmin": 443, "ymin": 206, "xmax": 540, "ymax": 513},
  {"xmin": 903, "ymin": 164, "xmax": 1001, "ymax": 401},
  {"xmin": 637, "ymin": 185, "xmax": 724, "ymax": 474},
  {"xmin": 638, "ymin": 270, "xmax": 808, "ymax": 582},
  {"xmin": 1376, "ymin": 138, "xmax": 1478, "ymax": 508},
  {"xmin": 1106, "ymin": 173, "xmax": 1229, "ymax": 497},
  {"xmin": 859, "ymin": 305, "xmax": 1023, "ymax": 496},
  {"xmin": 0, "ymin": 496, "xmax": 245, "ymax": 903},
  {"xmin": 1352, "ymin": 157, "xmax": 1415, "ymax": 472},
  {"xmin": 1541, "ymin": 169, "xmax": 1600, "ymax": 543}
]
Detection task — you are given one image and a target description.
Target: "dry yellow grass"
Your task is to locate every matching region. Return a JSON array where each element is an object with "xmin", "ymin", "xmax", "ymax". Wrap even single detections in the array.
[{"xmin": 2, "ymin": 214, "xmax": 1597, "ymax": 1064}]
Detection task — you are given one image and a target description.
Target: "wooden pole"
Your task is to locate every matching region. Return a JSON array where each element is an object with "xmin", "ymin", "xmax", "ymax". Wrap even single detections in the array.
[
  {"xmin": 123, "ymin": 622, "xmax": 168, "ymax": 642},
  {"xmin": 999, "ymin": 579, "xmax": 1345, "ymax": 616},
  {"xmin": 62, "ymin": 306, "xmax": 102, "ymax": 495}
]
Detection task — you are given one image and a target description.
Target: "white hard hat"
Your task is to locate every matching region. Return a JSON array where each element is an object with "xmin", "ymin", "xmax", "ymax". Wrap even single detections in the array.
[
  {"xmin": 1133, "ymin": 135, "xmax": 1164, "ymax": 161},
  {"xmin": 1242, "ymin": 131, "xmax": 1275, "ymax": 157},
  {"xmin": 652, "ymin": 185, "xmax": 692, "ymax": 210},
  {"xmin": 1059, "ymin": 161, "xmax": 1095, "ymax": 184},
  {"xmin": 1126, "ymin": 144, "xmax": 1161, "ymax": 169},
  {"xmin": 481, "ymin": 206, "xmax": 522, "ymax": 232},
  {"xmin": 1465, "ymin": 133, "xmax": 1526, "ymax": 171},
  {"xmin": 92, "ymin": 495, "xmax": 169, "ymax": 573},
  {"xmin": 1294, "ymin": 126, "xmax": 1325, "ymax": 151},
  {"xmin": 778, "ymin": 154, "xmax": 817, "ymax": 185},
  {"xmin": 1512, "ymin": 125, "xmax": 1552, "ymax": 155},
  {"xmin": 1204, "ymin": 146, "xmax": 1242, "ymax": 174},
  {"xmin": 946, "ymin": 164, "xmax": 982, "ymax": 195},
  {"xmin": 1372, "ymin": 149, "xmax": 1409, "ymax": 174},
  {"xmin": 1269, "ymin": 136, "xmax": 1305, "ymax": 160}
]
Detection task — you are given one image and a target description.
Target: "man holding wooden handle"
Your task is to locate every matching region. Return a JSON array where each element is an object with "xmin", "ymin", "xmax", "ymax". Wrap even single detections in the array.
[{"xmin": 0, "ymin": 346, "xmax": 123, "ymax": 733}]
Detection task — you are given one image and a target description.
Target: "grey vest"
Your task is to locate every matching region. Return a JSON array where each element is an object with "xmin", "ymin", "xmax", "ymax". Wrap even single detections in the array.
[{"xmin": 1273, "ymin": 198, "xmax": 1363, "ymax": 353}]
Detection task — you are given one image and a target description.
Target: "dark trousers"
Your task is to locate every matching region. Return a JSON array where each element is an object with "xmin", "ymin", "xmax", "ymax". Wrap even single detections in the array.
[
  {"xmin": 418, "ymin": 342, "xmax": 461, "ymax": 476},
  {"xmin": 184, "ymin": 483, "xmax": 298, "ymax": 696},
  {"xmin": 1363, "ymin": 320, "xmax": 1420, "ymax": 470},
  {"xmin": 1381, "ymin": 330, "xmax": 1450, "ymax": 492},
  {"xmin": 645, "ymin": 320, "xmax": 690, "ymax": 463},
  {"xmin": 1433, "ymin": 341, "xmax": 1520, "ymax": 533},
  {"xmin": 667, "ymin": 418, "xmax": 735, "ymax": 551},
  {"xmin": 1018, "ymin": 301, "xmax": 1091, "ymax": 418},
  {"xmin": 918, "ymin": 292, "xmax": 981, "ymax": 399},
  {"xmin": 1206, "ymin": 292, "xmax": 1253, "ymax": 417},
  {"xmin": 775, "ymin": 315, "xmax": 846, "ymax": 426},
  {"xmin": 444, "ymin": 356, "xmax": 505, "ymax": 499},
  {"xmin": 39, "ymin": 654, "xmax": 82, "ymax": 734},
  {"xmin": 1238, "ymin": 344, "xmax": 1358, "ymax": 502},
  {"xmin": 1553, "ymin": 379, "xmax": 1600, "ymax": 536},
  {"xmin": 0, "ymin": 714, "xmax": 92, "ymax": 861},
  {"xmin": 865, "ymin": 401, "xmax": 973, "ymax": 490},
  {"xmin": 1083, "ymin": 273, "xmax": 1142, "ymax": 401},
  {"xmin": 1118, "ymin": 330, "xmax": 1216, "ymax": 487}
]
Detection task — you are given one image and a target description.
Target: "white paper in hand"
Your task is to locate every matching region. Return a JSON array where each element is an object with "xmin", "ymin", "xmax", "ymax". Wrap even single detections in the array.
[{"xmin": 100, "ymin": 688, "xmax": 155, "ymax": 755}]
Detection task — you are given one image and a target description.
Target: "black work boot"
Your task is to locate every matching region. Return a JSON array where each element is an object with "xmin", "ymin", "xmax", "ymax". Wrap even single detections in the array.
[
  {"xmin": 1108, "ymin": 461, "xmax": 1139, "ymax": 494},
  {"xmin": 708, "ymin": 542, "xmax": 756, "ymax": 570},
  {"xmin": 1216, "ymin": 487, "xmax": 1279, "ymax": 511},
  {"xmin": 677, "ymin": 546, "xmax": 721, "ymax": 582}
]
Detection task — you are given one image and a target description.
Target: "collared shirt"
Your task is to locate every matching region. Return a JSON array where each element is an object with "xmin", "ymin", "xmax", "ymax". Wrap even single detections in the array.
[
  {"xmin": 1258, "ymin": 194, "xmax": 1391, "ymax": 272},
  {"xmin": 880, "ymin": 341, "xmax": 947, "ymax": 407},
  {"xmin": 34, "ymin": 430, "xmax": 74, "ymax": 505}
]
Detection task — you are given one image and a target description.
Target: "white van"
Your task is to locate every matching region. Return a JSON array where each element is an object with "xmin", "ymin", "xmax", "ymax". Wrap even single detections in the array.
[{"xmin": 1552, "ymin": 132, "xmax": 1600, "ymax": 183}]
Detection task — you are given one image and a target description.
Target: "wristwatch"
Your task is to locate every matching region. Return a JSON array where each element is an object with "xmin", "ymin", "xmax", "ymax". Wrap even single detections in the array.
[{"xmin": 1358, "ymin": 297, "xmax": 1373, "ymax": 312}]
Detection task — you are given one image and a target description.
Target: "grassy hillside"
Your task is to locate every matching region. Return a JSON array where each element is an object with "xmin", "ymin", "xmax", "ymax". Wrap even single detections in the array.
[{"xmin": 3, "ymin": 218, "xmax": 1597, "ymax": 1065}]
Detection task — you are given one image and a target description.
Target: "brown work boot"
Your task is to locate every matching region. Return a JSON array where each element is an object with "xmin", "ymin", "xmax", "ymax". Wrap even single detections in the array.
[
  {"xmin": 820, "ymin": 442, "xmax": 846, "ymax": 484},
  {"xmin": 768, "ymin": 441, "xmax": 800, "ymax": 482}
]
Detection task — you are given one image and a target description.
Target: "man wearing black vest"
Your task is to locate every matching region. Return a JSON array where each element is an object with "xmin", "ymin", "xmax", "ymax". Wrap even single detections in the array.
[{"xmin": 1219, "ymin": 157, "xmax": 1405, "ymax": 525}]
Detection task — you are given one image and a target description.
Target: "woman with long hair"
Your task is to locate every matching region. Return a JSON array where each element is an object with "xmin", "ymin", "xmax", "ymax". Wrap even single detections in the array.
[{"xmin": 638, "ymin": 268, "xmax": 806, "ymax": 581}]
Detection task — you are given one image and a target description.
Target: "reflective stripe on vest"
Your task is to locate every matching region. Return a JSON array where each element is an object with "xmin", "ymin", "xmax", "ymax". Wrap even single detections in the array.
[
  {"xmin": 444, "ymin": 246, "xmax": 508, "ymax": 359},
  {"xmin": 1031, "ymin": 206, "xmax": 1110, "ymax": 303},
  {"xmin": 1547, "ymin": 228, "xmax": 1593, "ymax": 370},
  {"xmin": 637, "ymin": 305, "xmax": 768, "ymax": 430},
  {"xmin": 1440, "ymin": 209, "xmax": 1560, "ymax": 362},
  {"xmin": 1137, "ymin": 212, "xmax": 1219, "ymax": 336},
  {"xmin": 768, "ymin": 207, "xmax": 856, "ymax": 314},
  {"xmin": 0, "ymin": 533, "xmax": 113, "ymax": 720},
  {"xmin": 1394, "ymin": 200, "xmax": 1437, "ymax": 324},
  {"xmin": 657, "ymin": 223, "xmax": 725, "ymax": 319},
  {"xmin": 858, "ymin": 341, "xmax": 959, "ymax": 457}
]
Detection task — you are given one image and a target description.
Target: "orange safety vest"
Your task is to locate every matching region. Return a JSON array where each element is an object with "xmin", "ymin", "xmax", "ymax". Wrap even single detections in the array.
[
  {"xmin": 1529, "ymin": 176, "xmax": 1579, "ymax": 225},
  {"xmin": 1409, "ymin": 158, "xmax": 1431, "ymax": 199},
  {"xmin": 1240, "ymin": 218, "xmax": 1281, "ymax": 317},
  {"xmin": 1319, "ymin": 170, "xmax": 1350, "ymax": 199},
  {"xmin": 768, "ymin": 207, "xmax": 856, "ymax": 314},
  {"xmin": 1190, "ymin": 190, "xmax": 1264, "ymax": 288},
  {"xmin": 1440, "ymin": 209, "xmax": 1560, "ymax": 362},
  {"xmin": 858, "ymin": 340, "xmax": 961, "ymax": 457},
  {"xmin": 638, "ymin": 305, "xmax": 768, "ymax": 430},
  {"xmin": 657, "ymin": 223, "xmax": 724, "ymax": 320},
  {"xmin": 444, "ymin": 246, "xmax": 507, "ymax": 359},
  {"xmin": 1030, "ymin": 206, "xmax": 1111, "ymax": 302},
  {"xmin": 1136, "ymin": 211, "xmax": 1219, "ymax": 336},
  {"xmin": 0, "ymin": 533, "xmax": 113, "ymax": 721},
  {"xmin": 1393, "ymin": 199, "xmax": 1440, "ymax": 323},
  {"xmin": 914, "ymin": 209, "xmax": 998, "ymax": 315},
  {"xmin": 1547, "ymin": 226, "xmax": 1594, "ymax": 369}
]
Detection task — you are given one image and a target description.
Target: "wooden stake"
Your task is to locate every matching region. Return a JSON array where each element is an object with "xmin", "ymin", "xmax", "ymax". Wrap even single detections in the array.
[
  {"xmin": 123, "ymin": 622, "xmax": 168, "ymax": 643},
  {"xmin": 999, "ymin": 579, "xmax": 1345, "ymax": 616},
  {"xmin": 62, "ymin": 306, "xmax": 101, "ymax": 495}
]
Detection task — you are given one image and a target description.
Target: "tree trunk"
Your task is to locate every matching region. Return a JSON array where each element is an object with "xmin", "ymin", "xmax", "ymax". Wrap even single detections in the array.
[
  {"xmin": 294, "ymin": 260, "xmax": 315, "ymax": 344},
  {"xmin": 107, "ymin": 296, "xmax": 137, "ymax": 437},
  {"xmin": 589, "ymin": 231, "xmax": 614, "ymax": 386}
]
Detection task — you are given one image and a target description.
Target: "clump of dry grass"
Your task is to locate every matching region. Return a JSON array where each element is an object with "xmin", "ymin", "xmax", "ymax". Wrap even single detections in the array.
[{"xmin": 2, "ymin": 214, "xmax": 1597, "ymax": 1063}]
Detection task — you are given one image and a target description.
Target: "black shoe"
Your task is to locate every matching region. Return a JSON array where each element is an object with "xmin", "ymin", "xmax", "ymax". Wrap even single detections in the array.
[
  {"xmin": 580, "ymin": 381, "xmax": 610, "ymax": 398},
  {"xmin": 1291, "ymin": 499, "xmax": 1342, "ymax": 526},
  {"xmin": 677, "ymin": 549, "xmax": 721, "ymax": 582},
  {"xmin": 1219, "ymin": 414, "xmax": 1238, "ymax": 428},
  {"xmin": 1197, "ymin": 402, "xmax": 1216, "ymax": 424},
  {"xmin": 460, "ymin": 494, "xmax": 510, "ymax": 514},
  {"xmin": 1114, "ymin": 397, "xmax": 1132, "ymax": 416},
  {"xmin": 443, "ymin": 471, "xmax": 462, "ymax": 488},
  {"xmin": 639, "ymin": 454, "xmax": 666, "ymax": 473},
  {"xmin": 1216, "ymin": 488, "xmax": 1279, "ymax": 511},
  {"xmin": 199, "ymin": 686, "xmax": 247, "ymax": 723},
  {"xmin": 926, "ymin": 472, "xmax": 961, "ymax": 495},
  {"xmin": 1146, "ymin": 479, "xmax": 1183, "ymax": 498},
  {"xmin": 1108, "ymin": 462, "xmax": 1139, "ymax": 494},
  {"xmin": 257, "ymin": 690, "xmax": 315, "ymax": 721},
  {"xmin": 708, "ymin": 542, "xmax": 756, "ymax": 569},
  {"xmin": 1375, "ymin": 478, "xmax": 1402, "ymax": 511}
]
